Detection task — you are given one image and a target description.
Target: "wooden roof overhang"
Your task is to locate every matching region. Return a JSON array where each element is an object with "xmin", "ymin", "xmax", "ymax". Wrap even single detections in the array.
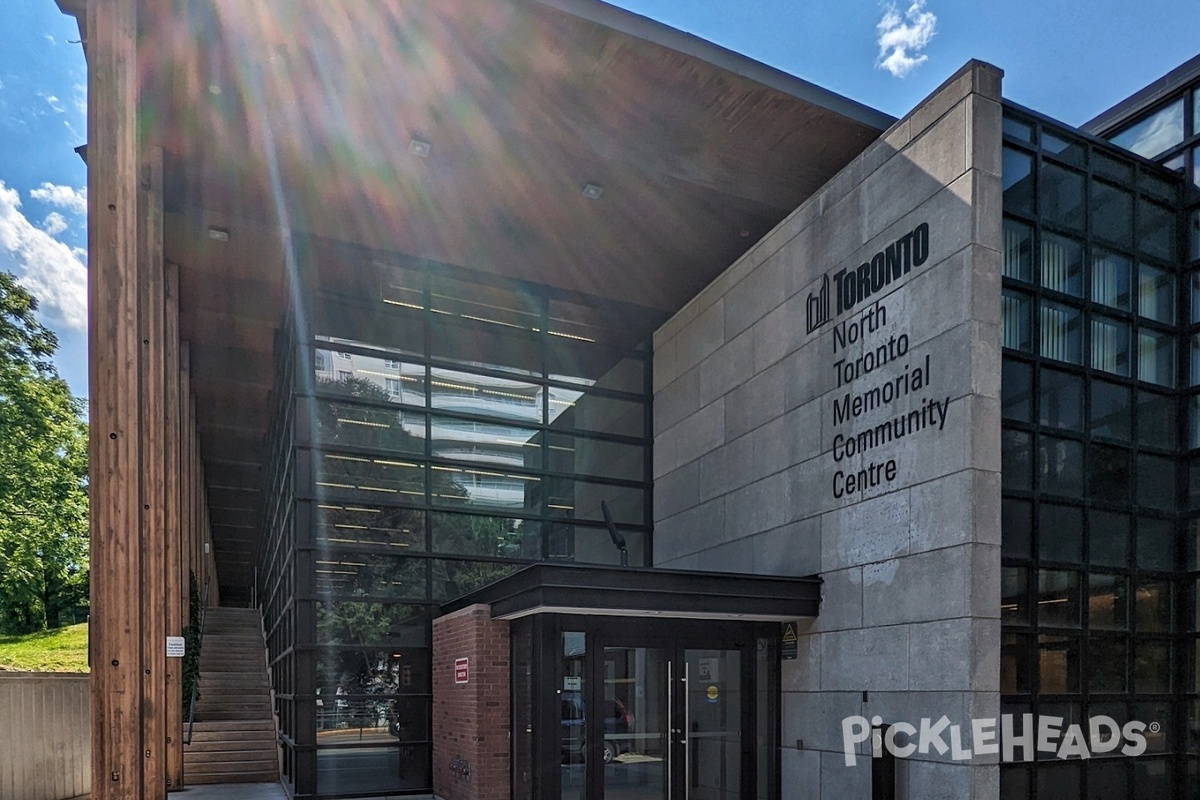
[{"xmin": 59, "ymin": 0, "xmax": 891, "ymax": 600}]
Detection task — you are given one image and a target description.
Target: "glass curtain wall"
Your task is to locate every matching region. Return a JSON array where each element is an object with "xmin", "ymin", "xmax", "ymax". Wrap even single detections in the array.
[
  {"xmin": 258, "ymin": 244, "xmax": 661, "ymax": 798},
  {"xmin": 1105, "ymin": 83, "xmax": 1200, "ymax": 192},
  {"xmin": 1000, "ymin": 106, "xmax": 1197, "ymax": 799}
]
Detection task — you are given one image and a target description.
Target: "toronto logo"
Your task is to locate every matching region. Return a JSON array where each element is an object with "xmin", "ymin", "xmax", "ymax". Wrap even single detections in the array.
[
  {"xmin": 804, "ymin": 222, "xmax": 931, "ymax": 336},
  {"xmin": 806, "ymin": 274, "xmax": 831, "ymax": 333}
]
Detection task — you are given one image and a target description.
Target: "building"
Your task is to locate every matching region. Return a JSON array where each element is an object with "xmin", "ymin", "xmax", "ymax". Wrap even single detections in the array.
[{"xmin": 54, "ymin": 0, "xmax": 1200, "ymax": 798}]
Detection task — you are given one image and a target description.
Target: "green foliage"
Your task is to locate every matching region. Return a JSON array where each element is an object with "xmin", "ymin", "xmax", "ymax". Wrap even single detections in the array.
[
  {"xmin": 0, "ymin": 272, "xmax": 88, "ymax": 635},
  {"xmin": 182, "ymin": 570, "xmax": 201, "ymax": 715},
  {"xmin": 0, "ymin": 621, "xmax": 89, "ymax": 672}
]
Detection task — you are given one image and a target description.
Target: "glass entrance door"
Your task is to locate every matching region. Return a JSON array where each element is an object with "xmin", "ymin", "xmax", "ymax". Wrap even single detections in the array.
[
  {"xmin": 600, "ymin": 646, "xmax": 670, "ymax": 800},
  {"xmin": 681, "ymin": 649, "xmax": 741, "ymax": 800},
  {"xmin": 594, "ymin": 642, "xmax": 745, "ymax": 800}
]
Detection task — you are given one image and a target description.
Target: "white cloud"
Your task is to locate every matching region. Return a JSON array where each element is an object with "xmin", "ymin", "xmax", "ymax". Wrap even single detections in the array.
[
  {"xmin": 72, "ymin": 83, "xmax": 86, "ymax": 117},
  {"xmin": 45, "ymin": 94, "xmax": 66, "ymax": 113},
  {"xmin": 0, "ymin": 182, "xmax": 87, "ymax": 330},
  {"xmin": 876, "ymin": 1, "xmax": 937, "ymax": 78},
  {"xmin": 30, "ymin": 182, "xmax": 87, "ymax": 215},
  {"xmin": 42, "ymin": 212, "xmax": 68, "ymax": 236}
]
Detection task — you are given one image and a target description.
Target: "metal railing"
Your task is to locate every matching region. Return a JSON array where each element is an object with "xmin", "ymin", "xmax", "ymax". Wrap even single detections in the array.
[{"xmin": 185, "ymin": 576, "xmax": 210, "ymax": 745}]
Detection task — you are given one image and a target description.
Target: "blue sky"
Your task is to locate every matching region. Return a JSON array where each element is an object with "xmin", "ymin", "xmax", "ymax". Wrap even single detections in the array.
[{"xmin": 1, "ymin": 0, "xmax": 1196, "ymax": 400}]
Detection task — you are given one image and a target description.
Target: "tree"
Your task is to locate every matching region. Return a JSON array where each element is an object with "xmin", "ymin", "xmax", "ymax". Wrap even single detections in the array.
[{"xmin": 0, "ymin": 272, "xmax": 88, "ymax": 633}]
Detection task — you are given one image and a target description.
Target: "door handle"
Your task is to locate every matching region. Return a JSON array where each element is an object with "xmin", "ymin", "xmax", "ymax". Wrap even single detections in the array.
[
  {"xmin": 683, "ymin": 661, "xmax": 690, "ymax": 800},
  {"xmin": 667, "ymin": 660, "xmax": 672, "ymax": 799}
]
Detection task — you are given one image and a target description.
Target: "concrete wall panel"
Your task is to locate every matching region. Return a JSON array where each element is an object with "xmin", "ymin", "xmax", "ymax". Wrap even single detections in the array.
[{"xmin": 654, "ymin": 59, "xmax": 1004, "ymax": 799}]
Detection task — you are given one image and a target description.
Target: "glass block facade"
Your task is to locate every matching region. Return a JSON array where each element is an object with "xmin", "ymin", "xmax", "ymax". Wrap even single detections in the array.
[
  {"xmin": 257, "ymin": 243, "xmax": 663, "ymax": 797},
  {"xmin": 1000, "ymin": 103, "xmax": 1200, "ymax": 798}
]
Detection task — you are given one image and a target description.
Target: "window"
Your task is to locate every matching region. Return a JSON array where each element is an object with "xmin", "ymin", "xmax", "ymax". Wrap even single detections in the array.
[
  {"xmin": 1040, "ymin": 234, "xmax": 1082, "ymax": 295},
  {"xmin": 1138, "ymin": 263, "xmax": 1175, "ymax": 323},
  {"xmin": 1191, "ymin": 272, "xmax": 1200, "ymax": 324},
  {"xmin": 1138, "ymin": 200, "xmax": 1176, "ymax": 262},
  {"xmin": 1091, "ymin": 316, "xmax": 1130, "ymax": 376},
  {"xmin": 1003, "ymin": 116, "xmax": 1033, "ymax": 143},
  {"xmin": 1002, "ymin": 361, "xmax": 1032, "ymax": 421},
  {"xmin": 315, "ymin": 350, "xmax": 328, "ymax": 371},
  {"xmin": 1192, "ymin": 210, "xmax": 1200, "ymax": 262},
  {"xmin": 1090, "ymin": 381, "xmax": 1132, "ymax": 442},
  {"xmin": 1003, "ymin": 291, "xmax": 1032, "ymax": 352},
  {"xmin": 337, "ymin": 351, "xmax": 352, "ymax": 360},
  {"xmin": 1191, "ymin": 334, "xmax": 1200, "ymax": 387},
  {"xmin": 1042, "ymin": 132, "xmax": 1085, "ymax": 166},
  {"xmin": 386, "ymin": 378, "xmax": 403, "ymax": 398},
  {"xmin": 1092, "ymin": 250, "xmax": 1131, "ymax": 310},
  {"xmin": 337, "ymin": 369, "xmax": 352, "ymax": 382},
  {"xmin": 1091, "ymin": 181, "xmax": 1133, "ymax": 246},
  {"xmin": 1038, "ymin": 436, "xmax": 1083, "ymax": 497},
  {"xmin": 1041, "ymin": 164, "xmax": 1085, "ymax": 230},
  {"xmin": 1040, "ymin": 302, "xmax": 1082, "ymax": 364},
  {"xmin": 1003, "ymin": 219, "xmax": 1033, "ymax": 281},
  {"xmin": 1109, "ymin": 98, "xmax": 1185, "ymax": 159},
  {"xmin": 384, "ymin": 359, "xmax": 400, "ymax": 370},
  {"xmin": 1137, "ymin": 329, "xmax": 1175, "ymax": 387},
  {"xmin": 1038, "ymin": 368, "xmax": 1083, "ymax": 430},
  {"xmin": 1003, "ymin": 147, "xmax": 1034, "ymax": 214}
]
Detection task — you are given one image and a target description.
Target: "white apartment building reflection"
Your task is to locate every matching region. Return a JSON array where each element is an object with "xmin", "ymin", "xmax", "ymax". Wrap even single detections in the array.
[{"xmin": 314, "ymin": 343, "xmax": 583, "ymax": 510}]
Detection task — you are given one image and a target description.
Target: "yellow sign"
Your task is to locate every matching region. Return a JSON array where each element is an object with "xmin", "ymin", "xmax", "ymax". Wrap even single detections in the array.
[
  {"xmin": 706, "ymin": 685, "xmax": 719, "ymax": 702},
  {"xmin": 782, "ymin": 623, "xmax": 797, "ymax": 642}
]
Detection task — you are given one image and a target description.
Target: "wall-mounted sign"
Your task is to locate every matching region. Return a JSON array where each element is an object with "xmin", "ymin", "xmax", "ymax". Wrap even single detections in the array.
[
  {"xmin": 564, "ymin": 676, "xmax": 582, "ymax": 691},
  {"xmin": 781, "ymin": 622, "xmax": 798, "ymax": 660},
  {"xmin": 706, "ymin": 685, "xmax": 720, "ymax": 704},
  {"xmin": 166, "ymin": 636, "xmax": 186, "ymax": 658},
  {"xmin": 697, "ymin": 657, "xmax": 719, "ymax": 681},
  {"xmin": 454, "ymin": 657, "xmax": 469, "ymax": 684}
]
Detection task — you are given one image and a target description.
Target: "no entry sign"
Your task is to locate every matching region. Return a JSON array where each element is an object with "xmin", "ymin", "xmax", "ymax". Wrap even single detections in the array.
[{"xmin": 454, "ymin": 657, "xmax": 469, "ymax": 684}]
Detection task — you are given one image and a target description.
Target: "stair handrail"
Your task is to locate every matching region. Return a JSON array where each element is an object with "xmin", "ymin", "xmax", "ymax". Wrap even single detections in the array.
[{"xmin": 185, "ymin": 575, "xmax": 211, "ymax": 745}]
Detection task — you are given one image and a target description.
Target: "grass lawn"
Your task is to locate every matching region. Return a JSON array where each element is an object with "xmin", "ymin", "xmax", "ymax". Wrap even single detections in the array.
[{"xmin": 0, "ymin": 622, "xmax": 89, "ymax": 672}]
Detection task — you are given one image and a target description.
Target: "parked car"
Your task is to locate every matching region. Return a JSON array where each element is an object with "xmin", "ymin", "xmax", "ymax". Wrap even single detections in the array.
[{"xmin": 561, "ymin": 692, "xmax": 633, "ymax": 763}]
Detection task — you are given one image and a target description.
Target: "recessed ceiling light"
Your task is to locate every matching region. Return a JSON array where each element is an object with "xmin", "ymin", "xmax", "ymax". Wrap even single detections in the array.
[
  {"xmin": 739, "ymin": 229, "xmax": 751, "ymax": 238},
  {"xmin": 408, "ymin": 137, "xmax": 431, "ymax": 158},
  {"xmin": 207, "ymin": 226, "xmax": 230, "ymax": 242},
  {"xmin": 581, "ymin": 183, "xmax": 603, "ymax": 200},
  {"xmin": 207, "ymin": 84, "xmax": 222, "ymax": 96}
]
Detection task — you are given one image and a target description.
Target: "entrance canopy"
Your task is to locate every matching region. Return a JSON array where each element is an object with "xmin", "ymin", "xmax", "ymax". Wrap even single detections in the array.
[{"xmin": 442, "ymin": 563, "xmax": 822, "ymax": 621}]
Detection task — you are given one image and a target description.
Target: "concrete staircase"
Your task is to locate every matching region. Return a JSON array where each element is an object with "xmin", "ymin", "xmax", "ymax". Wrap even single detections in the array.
[{"xmin": 184, "ymin": 606, "xmax": 278, "ymax": 785}]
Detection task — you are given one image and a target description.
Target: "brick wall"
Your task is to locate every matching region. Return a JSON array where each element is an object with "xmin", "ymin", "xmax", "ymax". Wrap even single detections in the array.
[{"xmin": 432, "ymin": 604, "xmax": 511, "ymax": 800}]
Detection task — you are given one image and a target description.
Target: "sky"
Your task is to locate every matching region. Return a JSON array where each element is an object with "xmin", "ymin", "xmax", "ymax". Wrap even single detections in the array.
[{"xmin": 0, "ymin": 0, "xmax": 1196, "ymax": 402}]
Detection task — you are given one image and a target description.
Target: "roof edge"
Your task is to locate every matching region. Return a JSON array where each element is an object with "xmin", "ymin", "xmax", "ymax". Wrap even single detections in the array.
[
  {"xmin": 528, "ymin": 0, "xmax": 895, "ymax": 132},
  {"xmin": 1082, "ymin": 52, "xmax": 1200, "ymax": 136}
]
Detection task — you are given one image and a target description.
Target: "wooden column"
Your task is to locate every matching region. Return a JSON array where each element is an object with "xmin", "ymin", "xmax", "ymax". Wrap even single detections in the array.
[
  {"xmin": 163, "ymin": 263, "xmax": 184, "ymax": 789},
  {"xmin": 179, "ymin": 342, "xmax": 194, "ymax": 605},
  {"xmin": 88, "ymin": 0, "xmax": 144, "ymax": 798},
  {"xmin": 137, "ymin": 143, "xmax": 168, "ymax": 800}
]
